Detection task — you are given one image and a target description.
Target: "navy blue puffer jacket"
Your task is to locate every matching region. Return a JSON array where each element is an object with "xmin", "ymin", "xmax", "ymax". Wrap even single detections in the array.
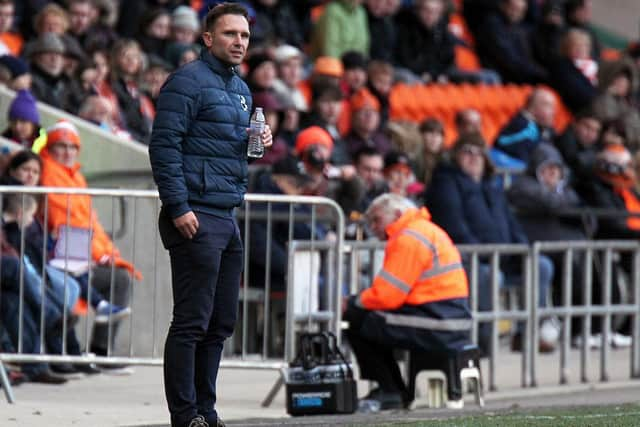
[{"xmin": 149, "ymin": 51, "xmax": 252, "ymax": 219}]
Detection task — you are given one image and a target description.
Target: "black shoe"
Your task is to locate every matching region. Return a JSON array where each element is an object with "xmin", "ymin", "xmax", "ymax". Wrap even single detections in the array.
[
  {"xmin": 364, "ymin": 388, "xmax": 405, "ymax": 410},
  {"xmin": 50, "ymin": 363, "xmax": 84, "ymax": 379},
  {"xmin": 29, "ymin": 370, "xmax": 68, "ymax": 384},
  {"xmin": 73, "ymin": 363, "xmax": 101, "ymax": 375},
  {"xmin": 187, "ymin": 415, "xmax": 209, "ymax": 427}
]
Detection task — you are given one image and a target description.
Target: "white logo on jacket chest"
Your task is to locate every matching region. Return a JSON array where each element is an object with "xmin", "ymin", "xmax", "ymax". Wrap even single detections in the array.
[{"xmin": 238, "ymin": 95, "xmax": 248, "ymax": 111}]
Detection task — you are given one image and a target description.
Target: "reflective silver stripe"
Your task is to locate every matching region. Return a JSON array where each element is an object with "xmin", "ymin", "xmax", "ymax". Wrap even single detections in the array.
[
  {"xmin": 419, "ymin": 262, "xmax": 463, "ymax": 281},
  {"xmin": 378, "ymin": 269, "xmax": 412, "ymax": 293},
  {"xmin": 402, "ymin": 229, "xmax": 439, "ymax": 265},
  {"xmin": 378, "ymin": 312, "xmax": 472, "ymax": 331}
]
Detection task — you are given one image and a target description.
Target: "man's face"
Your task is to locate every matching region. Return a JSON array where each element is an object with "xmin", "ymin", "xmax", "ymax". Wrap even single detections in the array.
[
  {"xmin": 352, "ymin": 108, "xmax": 380, "ymax": 136},
  {"xmin": 417, "ymin": 0, "xmax": 444, "ymax": 29},
  {"xmin": 40, "ymin": 13, "xmax": 66, "ymax": 34},
  {"xmin": 316, "ymin": 98, "xmax": 342, "ymax": 125},
  {"xmin": 502, "ymin": 0, "xmax": 527, "ymax": 23},
  {"xmin": 356, "ymin": 154, "xmax": 383, "ymax": 190},
  {"xmin": 0, "ymin": 3, "xmax": 14, "ymax": 33},
  {"xmin": 367, "ymin": 206, "xmax": 399, "ymax": 240},
  {"xmin": 203, "ymin": 14, "xmax": 250, "ymax": 66},
  {"xmin": 278, "ymin": 56, "xmax": 302, "ymax": 87},
  {"xmin": 69, "ymin": 2, "xmax": 94, "ymax": 35},
  {"xmin": 531, "ymin": 92, "xmax": 557, "ymax": 128},
  {"xmin": 343, "ymin": 68, "xmax": 367, "ymax": 92},
  {"xmin": 458, "ymin": 110, "xmax": 482, "ymax": 135},
  {"xmin": 49, "ymin": 141, "xmax": 79, "ymax": 167},
  {"xmin": 35, "ymin": 52, "xmax": 64, "ymax": 77},
  {"xmin": 574, "ymin": 117, "xmax": 601, "ymax": 147},
  {"xmin": 370, "ymin": 72, "xmax": 393, "ymax": 96},
  {"xmin": 422, "ymin": 131, "xmax": 443, "ymax": 154},
  {"xmin": 539, "ymin": 163, "xmax": 562, "ymax": 189}
]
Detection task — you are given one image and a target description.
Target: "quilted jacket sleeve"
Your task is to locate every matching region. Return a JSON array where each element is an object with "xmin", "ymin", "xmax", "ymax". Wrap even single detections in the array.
[{"xmin": 149, "ymin": 71, "xmax": 201, "ymax": 219}]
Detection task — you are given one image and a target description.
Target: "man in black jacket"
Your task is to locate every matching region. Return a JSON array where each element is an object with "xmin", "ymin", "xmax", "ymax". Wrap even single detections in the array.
[{"xmin": 149, "ymin": 4, "xmax": 272, "ymax": 427}]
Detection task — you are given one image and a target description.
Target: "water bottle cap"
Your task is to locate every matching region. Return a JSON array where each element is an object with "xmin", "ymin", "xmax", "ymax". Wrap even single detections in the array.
[{"xmin": 255, "ymin": 107, "xmax": 263, "ymax": 112}]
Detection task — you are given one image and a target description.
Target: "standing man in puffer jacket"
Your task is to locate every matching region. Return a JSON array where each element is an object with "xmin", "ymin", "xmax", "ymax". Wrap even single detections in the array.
[{"xmin": 149, "ymin": 4, "xmax": 272, "ymax": 427}]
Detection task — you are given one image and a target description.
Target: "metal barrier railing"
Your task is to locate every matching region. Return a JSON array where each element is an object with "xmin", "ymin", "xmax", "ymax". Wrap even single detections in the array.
[
  {"xmin": 1, "ymin": 184, "xmax": 638, "ymax": 406},
  {"xmin": 340, "ymin": 239, "xmax": 640, "ymax": 393},
  {"xmin": 0, "ymin": 186, "xmax": 345, "ymax": 405}
]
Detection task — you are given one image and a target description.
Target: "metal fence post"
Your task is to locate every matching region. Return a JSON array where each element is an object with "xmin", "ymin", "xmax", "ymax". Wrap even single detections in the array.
[
  {"xmin": 560, "ymin": 248, "xmax": 573, "ymax": 385},
  {"xmin": 0, "ymin": 360, "xmax": 15, "ymax": 403}
]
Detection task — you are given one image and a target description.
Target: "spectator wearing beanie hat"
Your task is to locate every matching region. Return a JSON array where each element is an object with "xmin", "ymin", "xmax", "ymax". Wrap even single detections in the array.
[
  {"xmin": 39, "ymin": 119, "xmax": 139, "ymax": 361},
  {"xmin": 272, "ymin": 44, "xmax": 308, "ymax": 112},
  {"xmin": 2, "ymin": 89, "xmax": 46, "ymax": 151},
  {"xmin": 27, "ymin": 32, "xmax": 73, "ymax": 111},
  {"xmin": 344, "ymin": 87, "xmax": 391, "ymax": 160},
  {"xmin": 0, "ymin": 54, "xmax": 31, "ymax": 90},
  {"xmin": 294, "ymin": 125, "xmax": 357, "ymax": 197},
  {"xmin": 171, "ymin": 6, "xmax": 200, "ymax": 45}
]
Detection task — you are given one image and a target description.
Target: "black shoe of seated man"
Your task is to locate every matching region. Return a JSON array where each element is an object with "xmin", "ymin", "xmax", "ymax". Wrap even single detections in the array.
[
  {"xmin": 364, "ymin": 388, "xmax": 405, "ymax": 410},
  {"xmin": 73, "ymin": 363, "xmax": 101, "ymax": 375},
  {"xmin": 29, "ymin": 369, "xmax": 68, "ymax": 384}
]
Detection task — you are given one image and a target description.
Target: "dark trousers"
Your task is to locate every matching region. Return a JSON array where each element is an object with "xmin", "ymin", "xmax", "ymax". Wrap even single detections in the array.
[
  {"xmin": 159, "ymin": 211, "xmax": 243, "ymax": 427},
  {"xmin": 87, "ymin": 265, "xmax": 132, "ymax": 355},
  {"xmin": 0, "ymin": 290, "xmax": 49, "ymax": 378}
]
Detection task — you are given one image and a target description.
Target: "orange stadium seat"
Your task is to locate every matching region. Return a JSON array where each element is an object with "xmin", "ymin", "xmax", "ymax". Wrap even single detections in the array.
[{"xmin": 389, "ymin": 84, "xmax": 573, "ymax": 148}]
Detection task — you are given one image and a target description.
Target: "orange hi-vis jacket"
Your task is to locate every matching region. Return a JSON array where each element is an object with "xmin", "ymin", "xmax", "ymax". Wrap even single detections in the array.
[
  {"xmin": 359, "ymin": 207, "xmax": 469, "ymax": 311},
  {"xmin": 39, "ymin": 148, "xmax": 141, "ymax": 280}
]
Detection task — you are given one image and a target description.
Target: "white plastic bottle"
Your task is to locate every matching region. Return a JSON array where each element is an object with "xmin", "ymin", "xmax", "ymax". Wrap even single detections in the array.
[{"xmin": 247, "ymin": 107, "xmax": 265, "ymax": 158}]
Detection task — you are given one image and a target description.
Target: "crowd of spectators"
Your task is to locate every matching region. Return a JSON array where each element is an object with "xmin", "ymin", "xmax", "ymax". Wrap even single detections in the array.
[{"xmin": 2, "ymin": 0, "xmax": 640, "ymax": 380}]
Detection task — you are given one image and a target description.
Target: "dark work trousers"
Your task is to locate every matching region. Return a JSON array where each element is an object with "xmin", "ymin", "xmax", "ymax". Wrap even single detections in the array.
[
  {"xmin": 159, "ymin": 210, "xmax": 243, "ymax": 427},
  {"xmin": 88, "ymin": 265, "xmax": 132, "ymax": 355},
  {"xmin": 344, "ymin": 304, "xmax": 408, "ymax": 399}
]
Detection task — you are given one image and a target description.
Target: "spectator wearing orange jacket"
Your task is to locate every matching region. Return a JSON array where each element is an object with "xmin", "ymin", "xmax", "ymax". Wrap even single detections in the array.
[
  {"xmin": 343, "ymin": 193, "xmax": 471, "ymax": 410},
  {"xmin": 39, "ymin": 120, "xmax": 137, "ymax": 361}
]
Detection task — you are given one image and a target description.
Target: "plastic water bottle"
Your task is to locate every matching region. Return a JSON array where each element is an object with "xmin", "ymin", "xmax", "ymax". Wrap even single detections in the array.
[{"xmin": 247, "ymin": 107, "xmax": 265, "ymax": 158}]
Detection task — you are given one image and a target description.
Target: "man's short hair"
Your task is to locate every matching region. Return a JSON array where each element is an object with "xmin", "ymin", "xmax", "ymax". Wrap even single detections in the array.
[
  {"xmin": 354, "ymin": 146, "xmax": 383, "ymax": 164},
  {"xmin": 419, "ymin": 118, "xmax": 444, "ymax": 135},
  {"xmin": 0, "ymin": 0, "xmax": 14, "ymax": 7},
  {"xmin": 574, "ymin": 107, "xmax": 599, "ymax": 122},
  {"xmin": 311, "ymin": 81, "xmax": 343, "ymax": 102},
  {"xmin": 366, "ymin": 193, "xmax": 416, "ymax": 218},
  {"xmin": 205, "ymin": 2, "xmax": 249, "ymax": 31}
]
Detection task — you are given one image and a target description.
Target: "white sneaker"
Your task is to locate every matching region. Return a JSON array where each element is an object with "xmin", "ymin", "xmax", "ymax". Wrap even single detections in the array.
[
  {"xmin": 540, "ymin": 318, "xmax": 561, "ymax": 344},
  {"xmin": 610, "ymin": 332, "xmax": 632, "ymax": 348},
  {"xmin": 572, "ymin": 334, "xmax": 601, "ymax": 349},
  {"xmin": 446, "ymin": 399, "xmax": 464, "ymax": 409}
]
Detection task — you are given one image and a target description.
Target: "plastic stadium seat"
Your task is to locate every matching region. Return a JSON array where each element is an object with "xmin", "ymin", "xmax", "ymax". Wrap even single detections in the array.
[{"xmin": 389, "ymin": 83, "xmax": 573, "ymax": 145}]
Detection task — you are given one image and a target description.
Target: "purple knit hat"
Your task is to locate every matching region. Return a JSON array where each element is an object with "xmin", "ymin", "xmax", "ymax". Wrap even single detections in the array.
[{"xmin": 8, "ymin": 90, "xmax": 40, "ymax": 124}]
